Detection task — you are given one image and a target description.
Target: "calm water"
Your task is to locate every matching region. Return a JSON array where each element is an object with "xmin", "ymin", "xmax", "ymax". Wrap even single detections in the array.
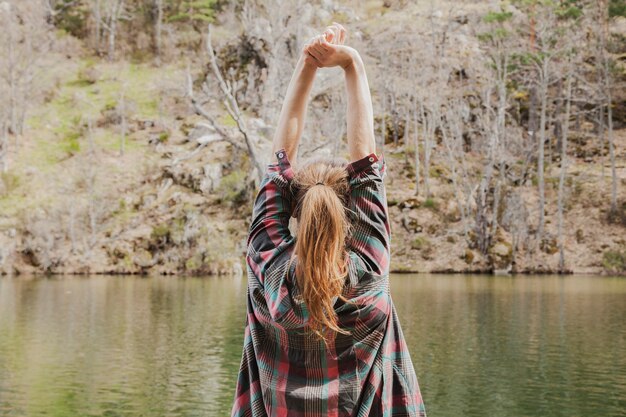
[{"xmin": 0, "ymin": 274, "xmax": 624, "ymax": 417}]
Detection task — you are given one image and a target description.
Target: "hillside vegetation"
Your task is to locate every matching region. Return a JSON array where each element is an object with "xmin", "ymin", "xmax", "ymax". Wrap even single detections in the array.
[{"xmin": 0, "ymin": 0, "xmax": 625, "ymax": 275}]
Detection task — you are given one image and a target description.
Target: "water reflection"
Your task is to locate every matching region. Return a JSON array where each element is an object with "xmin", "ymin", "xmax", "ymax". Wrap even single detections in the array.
[
  {"xmin": 0, "ymin": 274, "xmax": 624, "ymax": 417},
  {"xmin": 392, "ymin": 275, "xmax": 626, "ymax": 417},
  {"xmin": 0, "ymin": 276, "xmax": 247, "ymax": 416}
]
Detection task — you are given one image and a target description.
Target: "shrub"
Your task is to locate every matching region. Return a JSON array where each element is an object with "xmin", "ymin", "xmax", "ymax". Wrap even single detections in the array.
[
  {"xmin": 61, "ymin": 130, "xmax": 81, "ymax": 155},
  {"xmin": 602, "ymin": 249, "xmax": 626, "ymax": 275},
  {"xmin": 0, "ymin": 172, "xmax": 20, "ymax": 196},
  {"xmin": 217, "ymin": 170, "xmax": 248, "ymax": 205},
  {"xmin": 607, "ymin": 201, "xmax": 626, "ymax": 227}
]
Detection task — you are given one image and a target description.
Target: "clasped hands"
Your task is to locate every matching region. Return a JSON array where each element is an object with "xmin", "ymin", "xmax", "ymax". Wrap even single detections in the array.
[{"xmin": 302, "ymin": 23, "xmax": 358, "ymax": 70}]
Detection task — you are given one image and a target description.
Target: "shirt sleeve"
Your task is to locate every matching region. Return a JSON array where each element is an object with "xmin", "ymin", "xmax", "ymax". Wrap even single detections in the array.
[
  {"xmin": 345, "ymin": 152, "xmax": 390, "ymax": 276},
  {"xmin": 246, "ymin": 150, "xmax": 310, "ymax": 329},
  {"xmin": 246, "ymin": 149, "xmax": 295, "ymax": 285}
]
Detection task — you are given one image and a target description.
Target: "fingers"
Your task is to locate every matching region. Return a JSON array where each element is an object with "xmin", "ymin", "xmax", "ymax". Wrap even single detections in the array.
[
  {"xmin": 328, "ymin": 22, "xmax": 346, "ymax": 45},
  {"xmin": 334, "ymin": 22, "xmax": 347, "ymax": 44},
  {"xmin": 323, "ymin": 27, "xmax": 336, "ymax": 43},
  {"xmin": 323, "ymin": 24, "xmax": 344, "ymax": 45},
  {"xmin": 306, "ymin": 42, "xmax": 324, "ymax": 62},
  {"xmin": 304, "ymin": 51, "xmax": 321, "ymax": 67}
]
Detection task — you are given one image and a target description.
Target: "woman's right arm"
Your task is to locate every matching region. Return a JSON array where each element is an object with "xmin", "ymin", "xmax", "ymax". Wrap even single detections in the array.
[
  {"xmin": 343, "ymin": 49, "xmax": 377, "ymax": 161},
  {"xmin": 305, "ymin": 32, "xmax": 390, "ymax": 275}
]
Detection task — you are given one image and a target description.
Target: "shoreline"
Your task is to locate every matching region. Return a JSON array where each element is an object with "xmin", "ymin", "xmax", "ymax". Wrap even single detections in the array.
[{"xmin": 1, "ymin": 268, "xmax": 623, "ymax": 277}]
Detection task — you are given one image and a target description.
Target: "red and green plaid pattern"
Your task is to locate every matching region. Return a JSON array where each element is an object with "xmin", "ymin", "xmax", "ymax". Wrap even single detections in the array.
[{"xmin": 232, "ymin": 149, "xmax": 426, "ymax": 416}]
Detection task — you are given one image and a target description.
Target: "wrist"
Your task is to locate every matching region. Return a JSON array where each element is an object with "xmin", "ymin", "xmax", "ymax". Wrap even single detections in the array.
[
  {"xmin": 341, "ymin": 47, "xmax": 362, "ymax": 72},
  {"xmin": 300, "ymin": 53, "xmax": 319, "ymax": 72}
]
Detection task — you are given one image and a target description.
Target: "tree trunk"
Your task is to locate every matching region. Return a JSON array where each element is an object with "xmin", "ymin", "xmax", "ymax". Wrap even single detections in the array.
[
  {"xmin": 0, "ymin": 122, "xmax": 8, "ymax": 173},
  {"xmin": 607, "ymin": 94, "xmax": 617, "ymax": 213},
  {"xmin": 119, "ymin": 89, "xmax": 126, "ymax": 156},
  {"xmin": 7, "ymin": 10, "xmax": 20, "ymax": 135},
  {"xmin": 391, "ymin": 93, "xmax": 398, "ymax": 147},
  {"xmin": 108, "ymin": 17, "xmax": 116, "ymax": 61},
  {"xmin": 403, "ymin": 106, "xmax": 409, "ymax": 166},
  {"xmin": 419, "ymin": 100, "xmax": 431, "ymax": 198},
  {"xmin": 491, "ymin": 55, "xmax": 508, "ymax": 238},
  {"xmin": 537, "ymin": 60, "xmax": 548, "ymax": 241},
  {"xmin": 155, "ymin": 0, "xmax": 163, "ymax": 65},
  {"xmin": 94, "ymin": 0, "xmax": 102, "ymax": 53},
  {"xmin": 557, "ymin": 69, "xmax": 573, "ymax": 272},
  {"xmin": 413, "ymin": 99, "xmax": 420, "ymax": 196}
]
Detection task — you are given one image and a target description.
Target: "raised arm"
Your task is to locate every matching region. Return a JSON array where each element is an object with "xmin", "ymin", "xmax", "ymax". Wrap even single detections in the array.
[
  {"xmin": 305, "ymin": 31, "xmax": 389, "ymax": 275},
  {"xmin": 271, "ymin": 41, "xmax": 320, "ymax": 166},
  {"xmin": 303, "ymin": 31, "xmax": 376, "ymax": 162},
  {"xmin": 343, "ymin": 50, "xmax": 377, "ymax": 161}
]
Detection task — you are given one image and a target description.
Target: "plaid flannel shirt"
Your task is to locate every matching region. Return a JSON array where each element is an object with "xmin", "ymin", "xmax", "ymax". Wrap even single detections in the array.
[{"xmin": 232, "ymin": 149, "xmax": 426, "ymax": 417}]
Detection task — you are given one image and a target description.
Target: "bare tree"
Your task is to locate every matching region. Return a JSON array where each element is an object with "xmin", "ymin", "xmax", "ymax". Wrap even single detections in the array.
[
  {"xmin": 90, "ymin": 0, "xmax": 131, "ymax": 60},
  {"xmin": 474, "ymin": 9, "xmax": 519, "ymax": 254},
  {"xmin": 154, "ymin": 0, "xmax": 164, "ymax": 65},
  {"xmin": 557, "ymin": 60, "xmax": 574, "ymax": 272},
  {"xmin": 186, "ymin": 25, "xmax": 264, "ymax": 181},
  {"xmin": 118, "ymin": 87, "xmax": 127, "ymax": 156},
  {"xmin": 0, "ymin": 120, "xmax": 7, "ymax": 174},
  {"xmin": 241, "ymin": 0, "xmax": 308, "ymax": 123},
  {"xmin": 0, "ymin": 0, "xmax": 52, "ymax": 135},
  {"xmin": 594, "ymin": 0, "xmax": 618, "ymax": 214}
]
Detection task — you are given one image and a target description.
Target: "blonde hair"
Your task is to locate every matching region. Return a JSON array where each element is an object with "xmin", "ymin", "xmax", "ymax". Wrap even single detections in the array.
[{"xmin": 292, "ymin": 158, "xmax": 350, "ymax": 341}]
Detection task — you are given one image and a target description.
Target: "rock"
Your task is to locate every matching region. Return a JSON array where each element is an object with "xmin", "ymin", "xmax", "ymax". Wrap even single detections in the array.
[
  {"xmin": 201, "ymin": 163, "xmax": 223, "ymax": 194},
  {"xmin": 454, "ymin": 14, "xmax": 469, "ymax": 25},
  {"xmin": 79, "ymin": 66, "xmax": 101, "ymax": 84},
  {"xmin": 196, "ymin": 133, "xmax": 222, "ymax": 145},
  {"xmin": 489, "ymin": 241, "xmax": 513, "ymax": 270},
  {"xmin": 187, "ymin": 123, "xmax": 217, "ymax": 142},
  {"xmin": 401, "ymin": 211, "xmax": 422, "ymax": 233},
  {"xmin": 462, "ymin": 249, "xmax": 475, "ymax": 264},
  {"xmin": 249, "ymin": 117, "xmax": 272, "ymax": 138},
  {"xmin": 133, "ymin": 249, "xmax": 155, "ymax": 268},
  {"xmin": 610, "ymin": 16, "xmax": 626, "ymax": 37},
  {"xmin": 540, "ymin": 236, "xmax": 559, "ymax": 255},
  {"xmin": 399, "ymin": 197, "xmax": 422, "ymax": 210}
]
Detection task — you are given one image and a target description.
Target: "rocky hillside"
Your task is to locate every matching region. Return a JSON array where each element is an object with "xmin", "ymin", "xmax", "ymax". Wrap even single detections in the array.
[{"xmin": 0, "ymin": 1, "xmax": 625, "ymax": 276}]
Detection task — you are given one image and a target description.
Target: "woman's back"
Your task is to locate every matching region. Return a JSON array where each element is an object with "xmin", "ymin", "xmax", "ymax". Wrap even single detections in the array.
[{"xmin": 231, "ymin": 150, "xmax": 426, "ymax": 417}]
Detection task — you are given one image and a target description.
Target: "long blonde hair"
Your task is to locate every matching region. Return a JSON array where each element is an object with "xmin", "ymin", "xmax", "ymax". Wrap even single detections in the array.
[{"xmin": 292, "ymin": 158, "xmax": 350, "ymax": 341}]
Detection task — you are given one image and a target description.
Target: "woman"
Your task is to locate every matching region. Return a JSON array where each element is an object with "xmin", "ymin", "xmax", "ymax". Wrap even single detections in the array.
[{"xmin": 232, "ymin": 23, "xmax": 426, "ymax": 417}]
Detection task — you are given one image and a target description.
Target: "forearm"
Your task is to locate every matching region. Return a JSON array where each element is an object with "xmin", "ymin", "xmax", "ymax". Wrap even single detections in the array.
[
  {"xmin": 272, "ymin": 56, "xmax": 318, "ymax": 165},
  {"xmin": 344, "ymin": 51, "xmax": 376, "ymax": 161}
]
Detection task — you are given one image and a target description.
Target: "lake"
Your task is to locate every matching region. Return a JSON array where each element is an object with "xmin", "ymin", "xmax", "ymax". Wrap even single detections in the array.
[{"xmin": 0, "ymin": 274, "xmax": 624, "ymax": 417}]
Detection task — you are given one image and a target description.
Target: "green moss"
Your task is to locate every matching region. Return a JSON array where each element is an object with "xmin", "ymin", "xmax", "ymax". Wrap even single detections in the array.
[
  {"xmin": 158, "ymin": 131, "xmax": 170, "ymax": 143},
  {"xmin": 151, "ymin": 225, "xmax": 170, "ymax": 239},
  {"xmin": 429, "ymin": 165, "xmax": 448, "ymax": 179},
  {"xmin": 185, "ymin": 256, "xmax": 200, "ymax": 271},
  {"xmin": 219, "ymin": 114, "xmax": 237, "ymax": 127},
  {"xmin": 411, "ymin": 236, "xmax": 431, "ymax": 250},
  {"xmin": 423, "ymin": 198, "xmax": 438, "ymax": 210}
]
